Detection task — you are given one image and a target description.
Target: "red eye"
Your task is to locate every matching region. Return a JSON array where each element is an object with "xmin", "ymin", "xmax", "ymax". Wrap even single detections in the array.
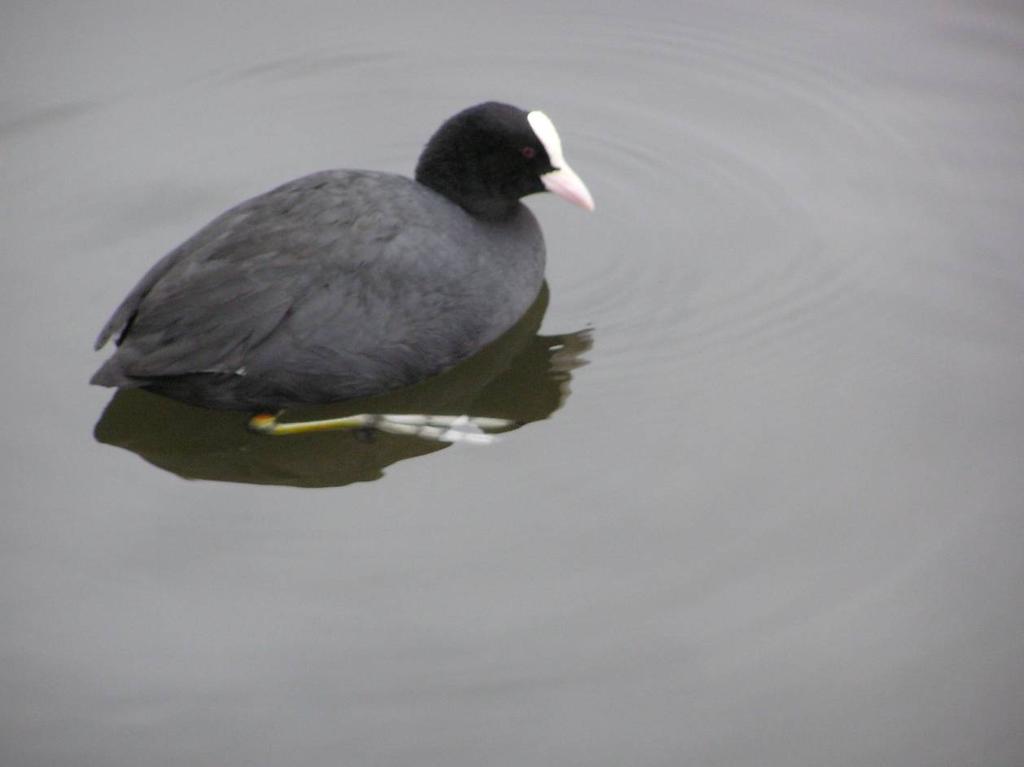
[{"xmin": 520, "ymin": 146, "xmax": 536, "ymax": 159}]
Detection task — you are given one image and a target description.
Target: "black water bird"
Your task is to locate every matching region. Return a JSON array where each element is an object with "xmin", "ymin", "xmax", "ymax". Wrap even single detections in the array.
[{"xmin": 91, "ymin": 102, "xmax": 593, "ymax": 432}]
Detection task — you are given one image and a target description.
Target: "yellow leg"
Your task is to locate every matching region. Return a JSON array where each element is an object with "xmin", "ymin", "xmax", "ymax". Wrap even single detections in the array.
[
  {"xmin": 248, "ymin": 412, "xmax": 515, "ymax": 442},
  {"xmin": 248, "ymin": 412, "xmax": 371, "ymax": 436}
]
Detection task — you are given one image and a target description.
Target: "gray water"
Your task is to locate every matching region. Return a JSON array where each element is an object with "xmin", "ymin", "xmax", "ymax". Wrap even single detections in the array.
[{"xmin": 3, "ymin": 1, "xmax": 1024, "ymax": 765}]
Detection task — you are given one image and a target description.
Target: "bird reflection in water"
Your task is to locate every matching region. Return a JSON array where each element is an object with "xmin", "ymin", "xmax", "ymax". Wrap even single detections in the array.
[{"xmin": 93, "ymin": 284, "xmax": 591, "ymax": 487}]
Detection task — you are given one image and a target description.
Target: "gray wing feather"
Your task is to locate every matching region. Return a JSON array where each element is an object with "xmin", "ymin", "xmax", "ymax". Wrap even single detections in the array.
[{"xmin": 93, "ymin": 172, "xmax": 352, "ymax": 379}]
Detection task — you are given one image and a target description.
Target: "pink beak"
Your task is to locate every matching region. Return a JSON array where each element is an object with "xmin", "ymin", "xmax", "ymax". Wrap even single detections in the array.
[{"xmin": 541, "ymin": 164, "xmax": 595, "ymax": 212}]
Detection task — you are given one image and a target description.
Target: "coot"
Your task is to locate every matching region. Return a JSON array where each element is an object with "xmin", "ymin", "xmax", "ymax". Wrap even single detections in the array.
[{"xmin": 91, "ymin": 102, "xmax": 593, "ymax": 412}]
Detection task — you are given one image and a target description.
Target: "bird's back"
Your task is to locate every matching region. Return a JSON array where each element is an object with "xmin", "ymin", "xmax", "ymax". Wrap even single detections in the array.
[{"xmin": 92, "ymin": 170, "xmax": 545, "ymax": 409}]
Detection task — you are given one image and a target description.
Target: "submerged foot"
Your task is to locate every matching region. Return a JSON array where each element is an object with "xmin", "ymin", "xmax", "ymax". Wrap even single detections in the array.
[{"xmin": 248, "ymin": 412, "xmax": 516, "ymax": 444}]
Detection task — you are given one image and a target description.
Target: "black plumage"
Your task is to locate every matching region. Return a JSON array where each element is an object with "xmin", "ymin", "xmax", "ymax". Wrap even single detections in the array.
[{"xmin": 91, "ymin": 102, "xmax": 591, "ymax": 410}]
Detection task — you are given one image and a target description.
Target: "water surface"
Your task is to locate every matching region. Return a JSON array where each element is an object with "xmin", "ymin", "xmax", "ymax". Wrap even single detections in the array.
[{"xmin": 3, "ymin": 1, "xmax": 1023, "ymax": 765}]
